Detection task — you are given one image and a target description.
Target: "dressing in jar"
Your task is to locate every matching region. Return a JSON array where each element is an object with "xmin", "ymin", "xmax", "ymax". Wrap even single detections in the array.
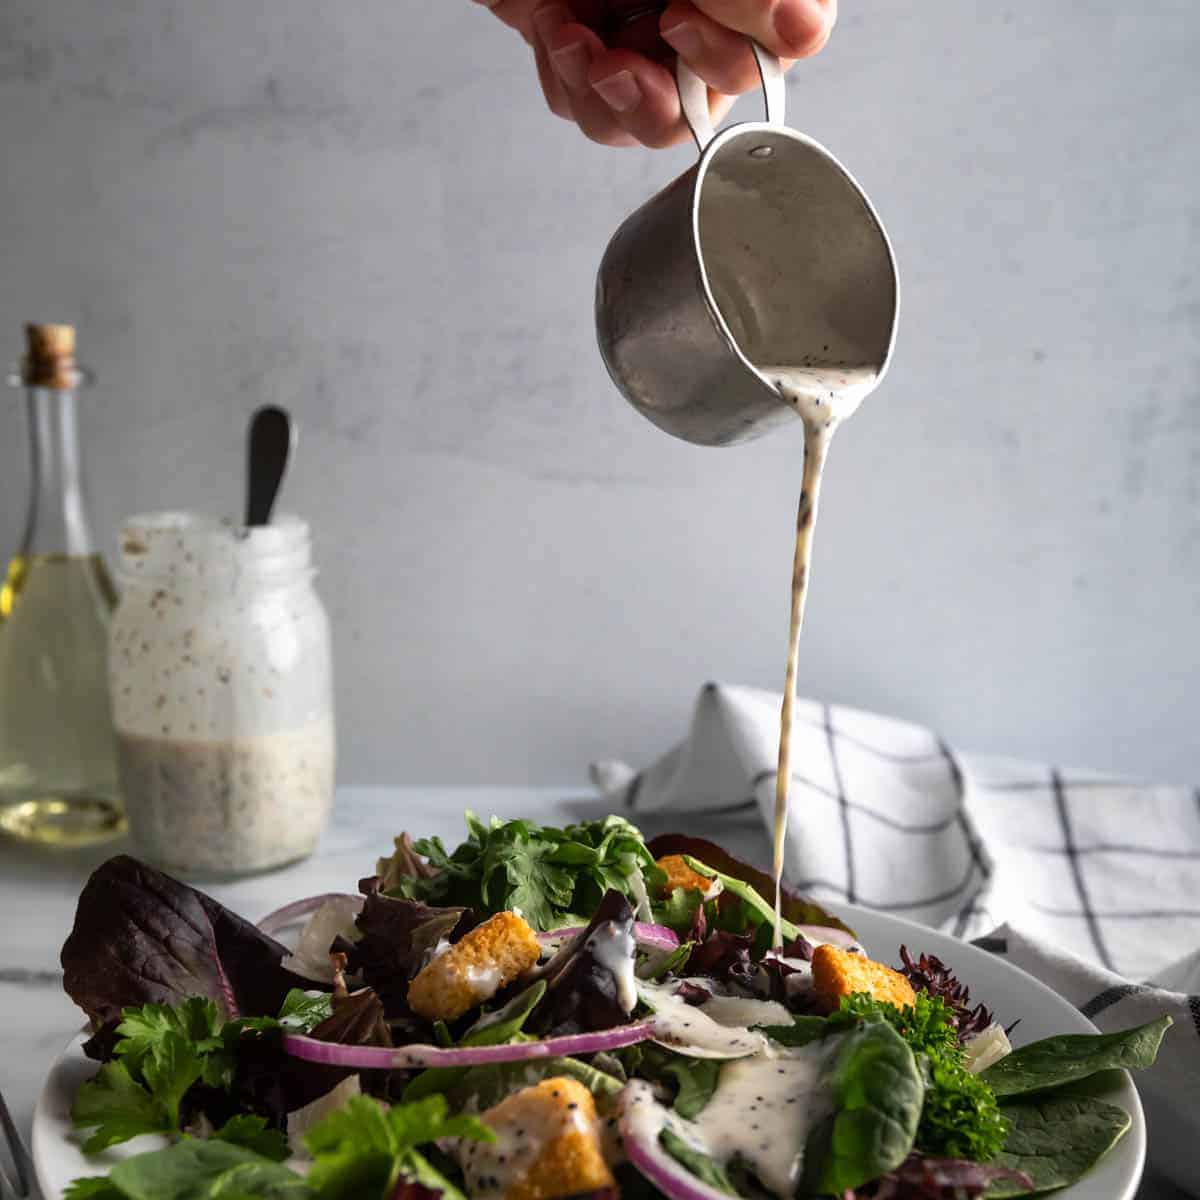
[{"xmin": 109, "ymin": 512, "xmax": 335, "ymax": 877}]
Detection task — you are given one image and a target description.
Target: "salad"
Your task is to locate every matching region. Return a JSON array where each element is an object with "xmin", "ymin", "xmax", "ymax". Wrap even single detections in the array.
[{"xmin": 57, "ymin": 815, "xmax": 1169, "ymax": 1200}]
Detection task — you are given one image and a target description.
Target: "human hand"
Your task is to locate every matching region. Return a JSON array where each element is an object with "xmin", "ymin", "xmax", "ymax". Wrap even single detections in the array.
[{"xmin": 480, "ymin": 0, "xmax": 836, "ymax": 148}]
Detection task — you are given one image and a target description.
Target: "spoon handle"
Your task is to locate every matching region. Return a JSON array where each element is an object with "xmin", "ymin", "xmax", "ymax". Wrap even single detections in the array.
[{"xmin": 245, "ymin": 405, "xmax": 296, "ymax": 527}]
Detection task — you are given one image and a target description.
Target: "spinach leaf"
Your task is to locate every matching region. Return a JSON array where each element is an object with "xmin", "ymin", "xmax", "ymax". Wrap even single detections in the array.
[
  {"xmin": 801, "ymin": 1024, "xmax": 924, "ymax": 1195},
  {"xmin": 982, "ymin": 1015, "xmax": 1171, "ymax": 1098},
  {"xmin": 63, "ymin": 1179, "xmax": 125, "ymax": 1200},
  {"xmin": 448, "ymin": 1056, "xmax": 624, "ymax": 1113},
  {"xmin": 639, "ymin": 940, "xmax": 694, "ymax": 982},
  {"xmin": 107, "ymin": 1139, "xmax": 307, "ymax": 1200},
  {"xmin": 660, "ymin": 1128, "xmax": 739, "ymax": 1197},
  {"xmin": 402, "ymin": 982, "xmax": 547, "ymax": 1101},
  {"xmin": 985, "ymin": 1095, "xmax": 1132, "ymax": 1197},
  {"xmin": 757, "ymin": 1016, "xmax": 830, "ymax": 1047},
  {"xmin": 662, "ymin": 1058, "xmax": 722, "ymax": 1120}
]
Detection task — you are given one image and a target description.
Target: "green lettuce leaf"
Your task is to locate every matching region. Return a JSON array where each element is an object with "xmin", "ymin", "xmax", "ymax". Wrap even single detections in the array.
[
  {"xmin": 802, "ymin": 1024, "xmax": 925, "ymax": 1194},
  {"xmin": 981, "ymin": 1015, "xmax": 1171, "ymax": 1098},
  {"xmin": 986, "ymin": 1095, "xmax": 1132, "ymax": 1196}
]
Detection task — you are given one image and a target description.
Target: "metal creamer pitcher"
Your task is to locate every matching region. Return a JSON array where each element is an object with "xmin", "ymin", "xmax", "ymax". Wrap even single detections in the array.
[{"xmin": 595, "ymin": 43, "xmax": 899, "ymax": 446}]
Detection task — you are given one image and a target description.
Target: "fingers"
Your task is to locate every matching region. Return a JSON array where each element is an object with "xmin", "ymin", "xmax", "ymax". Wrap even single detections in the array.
[
  {"xmin": 531, "ymin": 5, "xmax": 574, "ymax": 119},
  {"xmin": 588, "ymin": 49, "xmax": 690, "ymax": 148},
  {"xmin": 532, "ymin": 6, "xmax": 638, "ymax": 145},
  {"xmin": 689, "ymin": 0, "xmax": 836, "ymax": 60},
  {"xmin": 660, "ymin": 1, "xmax": 793, "ymax": 96},
  {"xmin": 526, "ymin": 0, "xmax": 798, "ymax": 149}
]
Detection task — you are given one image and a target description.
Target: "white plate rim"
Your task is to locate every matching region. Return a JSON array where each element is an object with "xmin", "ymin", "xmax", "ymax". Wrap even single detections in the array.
[{"xmin": 33, "ymin": 902, "xmax": 1146, "ymax": 1200}]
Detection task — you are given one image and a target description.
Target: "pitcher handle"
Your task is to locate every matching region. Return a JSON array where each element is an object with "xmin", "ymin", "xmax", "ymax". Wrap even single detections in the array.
[{"xmin": 676, "ymin": 43, "xmax": 785, "ymax": 152}]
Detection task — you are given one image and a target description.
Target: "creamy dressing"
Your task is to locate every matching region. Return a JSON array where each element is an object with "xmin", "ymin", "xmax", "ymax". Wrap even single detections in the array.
[
  {"xmin": 697, "ymin": 992, "xmax": 792, "ymax": 1028},
  {"xmin": 589, "ymin": 922, "xmax": 638, "ymax": 1014},
  {"xmin": 622, "ymin": 1040, "xmax": 840, "ymax": 1200},
  {"xmin": 693, "ymin": 1040, "xmax": 836, "ymax": 1196},
  {"xmin": 761, "ymin": 365, "xmax": 879, "ymax": 947},
  {"xmin": 465, "ymin": 964, "xmax": 503, "ymax": 995},
  {"xmin": 637, "ymin": 979, "xmax": 767, "ymax": 1058}
]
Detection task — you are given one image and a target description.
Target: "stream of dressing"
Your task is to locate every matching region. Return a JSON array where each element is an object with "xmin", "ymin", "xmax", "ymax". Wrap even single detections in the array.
[{"xmin": 761, "ymin": 365, "xmax": 878, "ymax": 948}]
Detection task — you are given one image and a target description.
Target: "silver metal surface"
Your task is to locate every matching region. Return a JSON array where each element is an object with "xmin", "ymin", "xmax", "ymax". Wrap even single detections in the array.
[{"xmin": 596, "ymin": 47, "xmax": 899, "ymax": 446}]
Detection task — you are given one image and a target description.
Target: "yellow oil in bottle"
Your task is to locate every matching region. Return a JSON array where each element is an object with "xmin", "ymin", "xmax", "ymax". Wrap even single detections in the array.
[{"xmin": 0, "ymin": 554, "xmax": 126, "ymax": 844}]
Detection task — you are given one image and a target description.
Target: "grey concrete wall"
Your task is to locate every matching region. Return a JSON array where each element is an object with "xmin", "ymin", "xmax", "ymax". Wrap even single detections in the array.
[{"xmin": 1, "ymin": 2, "xmax": 1197, "ymax": 785}]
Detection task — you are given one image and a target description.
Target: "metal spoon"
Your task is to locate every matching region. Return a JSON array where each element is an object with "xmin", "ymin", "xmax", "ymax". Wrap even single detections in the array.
[{"xmin": 244, "ymin": 405, "xmax": 296, "ymax": 527}]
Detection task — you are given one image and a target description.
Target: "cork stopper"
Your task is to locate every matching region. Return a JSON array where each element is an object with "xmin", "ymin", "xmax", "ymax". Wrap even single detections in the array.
[{"xmin": 23, "ymin": 323, "xmax": 79, "ymax": 388}]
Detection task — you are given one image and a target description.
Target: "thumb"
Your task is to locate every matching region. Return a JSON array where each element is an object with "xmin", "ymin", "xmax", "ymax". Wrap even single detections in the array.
[{"xmin": 688, "ymin": 0, "xmax": 835, "ymax": 60}]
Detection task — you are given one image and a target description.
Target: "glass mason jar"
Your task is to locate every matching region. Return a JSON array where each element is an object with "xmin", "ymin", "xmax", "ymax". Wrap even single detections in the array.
[{"xmin": 109, "ymin": 512, "xmax": 335, "ymax": 878}]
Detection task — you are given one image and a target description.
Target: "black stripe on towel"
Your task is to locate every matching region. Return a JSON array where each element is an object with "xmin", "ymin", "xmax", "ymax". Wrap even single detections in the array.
[
  {"xmin": 1034, "ymin": 844, "xmax": 1200, "ymax": 860},
  {"xmin": 1080, "ymin": 983, "xmax": 1153, "ymax": 1019},
  {"xmin": 939, "ymin": 737, "xmax": 990, "ymax": 938},
  {"xmin": 794, "ymin": 712, "xmax": 944, "ymax": 764},
  {"xmin": 1032, "ymin": 903, "xmax": 1200, "ymax": 920},
  {"xmin": 624, "ymin": 771, "xmax": 644, "ymax": 812},
  {"xmin": 1052, "ymin": 770, "xmax": 1115, "ymax": 971},
  {"xmin": 749, "ymin": 768, "xmax": 960, "ymax": 834},
  {"xmin": 794, "ymin": 857, "xmax": 982, "ymax": 913},
  {"xmin": 971, "ymin": 935, "xmax": 1009, "ymax": 954}
]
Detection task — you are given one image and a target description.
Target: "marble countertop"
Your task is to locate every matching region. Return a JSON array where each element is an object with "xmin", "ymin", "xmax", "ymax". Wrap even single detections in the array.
[{"xmin": 0, "ymin": 787, "xmax": 1189, "ymax": 1199}]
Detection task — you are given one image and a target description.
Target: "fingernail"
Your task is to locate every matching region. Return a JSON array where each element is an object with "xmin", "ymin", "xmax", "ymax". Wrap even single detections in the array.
[
  {"xmin": 550, "ymin": 41, "xmax": 591, "ymax": 91},
  {"xmin": 531, "ymin": 4, "xmax": 568, "ymax": 42},
  {"xmin": 660, "ymin": 20, "xmax": 704, "ymax": 60},
  {"xmin": 593, "ymin": 70, "xmax": 641, "ymax": 112}
]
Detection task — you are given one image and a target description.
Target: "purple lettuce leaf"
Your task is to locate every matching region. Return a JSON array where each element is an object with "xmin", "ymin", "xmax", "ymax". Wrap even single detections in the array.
[
  {"xmin": 852, "ymin": 1152, "xmax": 1033, "ymax": 1198},
  {"xmin": 683, "ymin": 930, "xmax": 755, "ymax": 984},
  {"xmin": 526, "ymin": 889, "xmax": 636, "ymax": 1036},
  {"xmin": 346, "ymin": 881, "xmax": 474, "ymax": 1019},
  {"xmin": 387, "ymin": 1182, "xmax": 447, "ymax": 1200},
  {"xmin": 646, "ymin": 834, "xmax": 855, "ymax": 936},
  {"xmin": 897, "ymin": 946, "xmax": 996, "ymax": 1041},
  {"xmin": 61, "ymin": 856, "xmax": 316, "ymax": 1031}
]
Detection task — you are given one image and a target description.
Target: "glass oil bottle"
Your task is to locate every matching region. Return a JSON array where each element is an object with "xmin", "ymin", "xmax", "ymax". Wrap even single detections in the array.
[{"xmin": 0, "ymin": 324, "xmax": 124, "ymax": 844}]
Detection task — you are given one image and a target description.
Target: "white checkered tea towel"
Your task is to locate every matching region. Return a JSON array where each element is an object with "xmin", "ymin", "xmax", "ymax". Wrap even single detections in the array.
[{"xmin": 591, "ymin": 683, "xmax": 1200, "ymax": 1194}]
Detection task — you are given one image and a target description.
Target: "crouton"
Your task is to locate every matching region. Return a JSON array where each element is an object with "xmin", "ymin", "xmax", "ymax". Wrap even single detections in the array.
[
  {"xmin": 655, "ymin": 854, "xmax": 712, "ymax": 896},
  {"xmin": 811, "ymin": 943, "xmax": 917, "ymax": 1011},
  {"xmin": 407, "ymin": 911, "xmax": 540, "ymax": 1021},
  {"xmin": 461, "ymin": 1077, "xmax": 616, "ymax": 1200}
]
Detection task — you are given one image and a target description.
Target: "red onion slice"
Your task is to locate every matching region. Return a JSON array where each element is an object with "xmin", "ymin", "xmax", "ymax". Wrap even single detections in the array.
[
  {"xmin": 537, "ymin": 922, "xmax": 679, "ymax": 952},
  {"xmin": 257, "ymin": 893, "xmax": 364, "ymax": 937},
  {"xmin": 282, "ymin": 1020, "xmax": 656, "ymax": 1070},
  {"xmin": 792, "ymin": 924, "xmax": 862, "ymax": 952},
  {"xmin": 618, "ymin": 1080, "xmax": 732, "ymax": 1200}
]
